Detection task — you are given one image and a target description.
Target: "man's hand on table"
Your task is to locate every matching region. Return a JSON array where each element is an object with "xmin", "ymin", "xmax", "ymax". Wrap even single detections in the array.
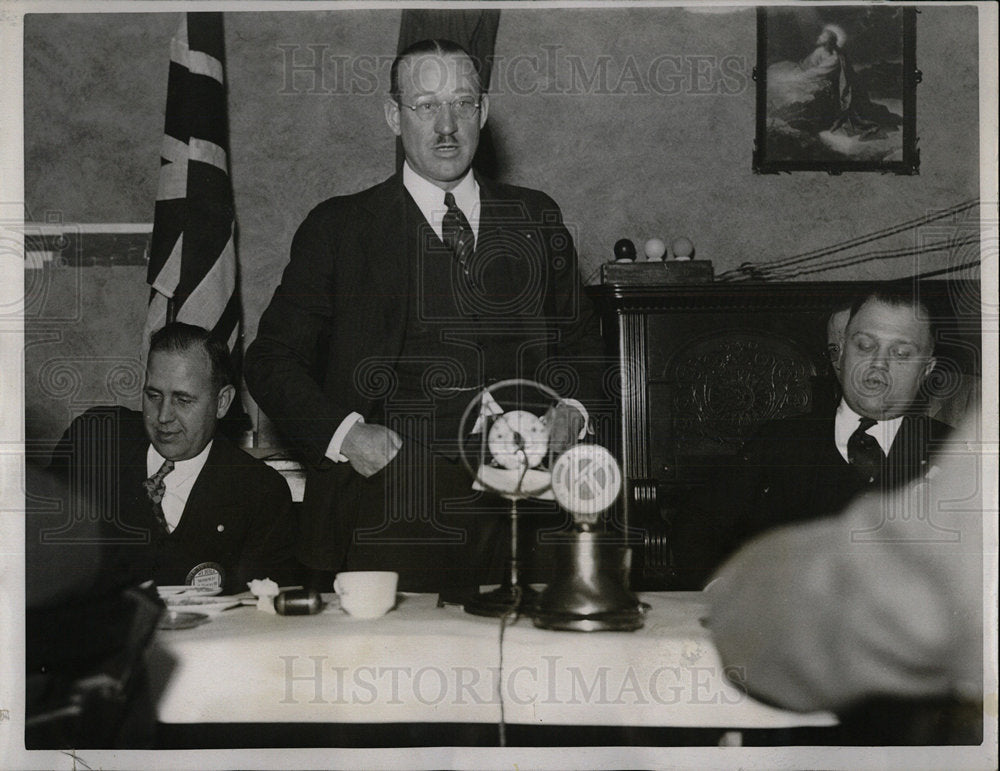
[{"xmin": 342, "ymin": 422, "xmax": 402, "ymax": 477}]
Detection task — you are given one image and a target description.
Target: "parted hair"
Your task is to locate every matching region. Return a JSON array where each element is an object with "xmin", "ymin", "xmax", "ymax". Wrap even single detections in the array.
[
  {"xmin": 848, "ymin": 285, "xmax": 937, "ymax": 353},
  {"xmin": 390, "ymin": 38, "xmax": 484, "ymax": 102},
  {"xmin": 148, "ymin": 322, "xmax": 235, "ymax": 395}
]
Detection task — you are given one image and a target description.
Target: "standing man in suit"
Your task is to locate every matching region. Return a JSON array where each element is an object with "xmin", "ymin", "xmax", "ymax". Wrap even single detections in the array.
[
  {"xmin": 731, "ymin": 286, "xmax": 951, "ymax": 544},
  {"xmin": 245, "ymin": 39, "xmax": 605, "ymax": 593},
  {"xmin": 52, "ymin": 323, "xmax": 298, "ymax": 594}
]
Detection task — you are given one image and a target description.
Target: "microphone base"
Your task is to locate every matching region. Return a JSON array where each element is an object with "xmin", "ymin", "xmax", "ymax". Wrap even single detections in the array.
[
  {"xmin": 464, "ymin": 583, "xmax": 540, "ymax": 618},
  {"xmin": 531, "ymin": 606, "xmax": 645, "ymax": 633},
  {"xmin": 531, "ymin": 533, "xmax": 646, "ymax": 632}
]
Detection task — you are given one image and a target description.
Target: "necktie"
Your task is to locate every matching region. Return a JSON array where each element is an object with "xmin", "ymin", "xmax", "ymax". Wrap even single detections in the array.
[
  {"xmin": 143, "ymin": 459, "xmax": 175, "ymax": 532},
  {"xmin": 847, "ymin": 417, "xmax": 884, "ymax": 483},
  {"xmin": 442, "ymin": 192, "xmax": 475, "ymax": 278}
]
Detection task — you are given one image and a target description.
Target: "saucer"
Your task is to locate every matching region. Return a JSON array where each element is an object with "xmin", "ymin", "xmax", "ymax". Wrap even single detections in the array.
[
  {"xmin": 158, "ymin": 585, "xmax": 223, "ymax": 599},
  {"xmin": 157, "ymin": 610, "xmax": 210, "ymax": 630}
]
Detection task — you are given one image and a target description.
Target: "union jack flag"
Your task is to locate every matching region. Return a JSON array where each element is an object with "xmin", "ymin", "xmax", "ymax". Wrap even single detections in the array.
[{"xmin": 144, "ymin": 12, "xmax": 240, "ymax": 358}]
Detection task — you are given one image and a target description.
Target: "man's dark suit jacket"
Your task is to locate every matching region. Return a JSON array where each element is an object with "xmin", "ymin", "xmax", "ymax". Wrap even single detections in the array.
[
  {"xmin": 671, "ymin": 409, "xmax": 952, "ymax": 588},
  {"xmin": 245, "ymin": 171, "xmax": 605, "ymax": 574},
  {"xmin": 50, "ymin": 407, "xmax": 298, "ymax": 594},
  {"xmin": 731, "ymin": 410, "xmax": 952, "ymax": 545}
]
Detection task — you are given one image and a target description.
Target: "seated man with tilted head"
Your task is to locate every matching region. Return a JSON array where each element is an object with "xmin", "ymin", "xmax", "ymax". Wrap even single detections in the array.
[
  {"xmin": 51, "ymin": 322, "xmax": 299, "ymax": 594},
  {"xmin": 669, "ymin": 286, "xmax": 954, "ymax": 588},
  {"xmin": 731, "ymin": 285, "xmax": 951, "ymax": 545}
]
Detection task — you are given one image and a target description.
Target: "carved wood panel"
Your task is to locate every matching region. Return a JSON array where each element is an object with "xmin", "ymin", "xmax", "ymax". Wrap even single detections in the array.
[{"xmin": 666, "ymin": 332, "xmax": 816, "ymax": 455}]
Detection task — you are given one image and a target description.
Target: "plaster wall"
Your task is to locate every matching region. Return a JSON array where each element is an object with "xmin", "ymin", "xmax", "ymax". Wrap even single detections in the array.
[{"xmin": 22, "ymin": 6, "xmax": 981, "ymax": 447}]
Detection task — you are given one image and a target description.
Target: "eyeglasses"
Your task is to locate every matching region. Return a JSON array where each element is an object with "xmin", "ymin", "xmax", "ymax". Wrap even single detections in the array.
[{"xmin": 396, "ymin": 98, "xmax": 481, "ymax": 121}]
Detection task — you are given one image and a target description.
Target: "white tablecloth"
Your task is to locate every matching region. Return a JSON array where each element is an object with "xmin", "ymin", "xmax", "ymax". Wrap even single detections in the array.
[{"xmin": 151, "ymin": 592, "xmax": 835, "ymax": 729}]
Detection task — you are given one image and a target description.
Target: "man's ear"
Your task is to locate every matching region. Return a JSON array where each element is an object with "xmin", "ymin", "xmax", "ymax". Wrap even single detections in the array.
[
  {"xmin": 921, "ymin": 356, "xmax": 938, "ymax": 383},
  {"xmin": 836, "ymin": 344, "xmax": 848, "ymax": 379},
  {"xmin": 215, "ymin": 384, "xmax": 236, "ymax": 419},
  {"xmin": 385, "ymin": 98, "xmax": 402, "ymax": 136},
  {"xmin": 478, "ymin": 93, "xmax": 489, "ymax": 129},
  {"xmin": 828, "ymin": 344, "xmax": 842, "ymax": 375}
]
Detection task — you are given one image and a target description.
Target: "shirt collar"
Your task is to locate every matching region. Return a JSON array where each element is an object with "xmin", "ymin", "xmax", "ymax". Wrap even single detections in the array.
[
  {"xmin": 402, "ymin": 162, "xmax": 480, "ymax": 240},
  {"xmin": 834, "ymin": 399, "xmax": 905, "ymax": 459},
  {"xmin": 147, "ymin": 439, "xmax": 213, "ymax": 485}
]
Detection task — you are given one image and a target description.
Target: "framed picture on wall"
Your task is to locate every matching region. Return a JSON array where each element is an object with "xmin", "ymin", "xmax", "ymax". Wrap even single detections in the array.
[{"xmin": 753, "ymin": 6, "xmax": 918, "ymax": 174}]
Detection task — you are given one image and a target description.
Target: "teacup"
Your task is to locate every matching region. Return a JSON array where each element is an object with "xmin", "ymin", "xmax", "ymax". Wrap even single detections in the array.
[{"xmin": 333, "ymin": 571, "xmax": 398, "ymax": 619}]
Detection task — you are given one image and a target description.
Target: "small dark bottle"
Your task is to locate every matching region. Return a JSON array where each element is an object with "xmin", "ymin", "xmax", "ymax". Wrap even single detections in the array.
[{"xmin": 274, "ymin": 589, "xmax": 325, "ymax": 615}]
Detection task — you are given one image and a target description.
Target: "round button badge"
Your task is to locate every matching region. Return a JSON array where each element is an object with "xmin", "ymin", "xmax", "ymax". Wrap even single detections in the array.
[{"xmin": 185, "ymin": 562, "xmax": 224, "ymax": 590}]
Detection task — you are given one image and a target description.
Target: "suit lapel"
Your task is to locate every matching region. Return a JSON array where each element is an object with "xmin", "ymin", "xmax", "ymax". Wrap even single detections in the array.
[
  {"xmin": 814, "ymin": 412, "xmax": 853, "ymax": 481},
  {"xmin": 118, "ymin": 424, "xmax": 153, "ymax": 530},
  {"xmin": 116, "ymin": 409, "xmax": 151, "ymax": 482},
  {"xmin": 356, "ymin": 174, "xmax": 410, "ymax": 359},
  {"xmin": 475, "ymin": 174, "xmax": 509, "ymax": 251},
  {"xmin": 178, "ymin": 438, "xmax": 233, "ymax": 535},
  {"xmin": 472, "ymin": 176, "xmax": 549, "ymax": 319},
  {"xmin": 359, "ymin": 172, "xmax": 409, "ymax": 285},
  {"xmin": 885, "ymin": 415, "xmax": 930, "ymax": 478}
]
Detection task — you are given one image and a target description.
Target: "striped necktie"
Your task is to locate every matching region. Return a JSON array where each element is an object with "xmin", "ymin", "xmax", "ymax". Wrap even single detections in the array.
[
  {"xmin": 442, "ymin": 192, "xmax": 475, "ymax": 279},
  {"xmin": 847, "ymin": 417, "xmax": 885, "ymax": 484},
  {"xmin": 143, "ymin": 459, "xmax": 175, "ymax": 532}
]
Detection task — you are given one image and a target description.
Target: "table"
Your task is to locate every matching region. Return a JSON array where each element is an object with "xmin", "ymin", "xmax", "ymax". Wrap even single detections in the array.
[{"xmin": 151, "ymin": 592, "xmax": 834, "ymax": 737}]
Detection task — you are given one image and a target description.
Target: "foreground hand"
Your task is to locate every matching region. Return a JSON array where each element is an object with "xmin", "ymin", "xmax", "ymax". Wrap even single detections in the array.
[
  {"xmin": 341, "ymin": 422, "xmax": 402, "ymax": 477},
  {"xmin": 545, "ymin": 402, "xmax": 586, "ymax": 457}
]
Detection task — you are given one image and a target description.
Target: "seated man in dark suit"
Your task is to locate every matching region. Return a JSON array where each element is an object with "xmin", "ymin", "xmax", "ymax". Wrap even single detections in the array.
[
  {"xmin": 51, "ymin": 322, "xmax": 299, "ymax": 594},
  {"xmin": 669, "ymin": 287, "xmax": 952, "ymax": 588},
  {"xmin": 731, "ymin": 286, "xmax": 951, "ymax": 545}
]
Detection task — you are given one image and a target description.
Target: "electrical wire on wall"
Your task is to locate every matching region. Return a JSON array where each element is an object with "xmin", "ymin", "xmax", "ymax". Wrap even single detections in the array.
[{"xmin": 717, "ymin": 199, "xmax": 981, "ymax": 282}]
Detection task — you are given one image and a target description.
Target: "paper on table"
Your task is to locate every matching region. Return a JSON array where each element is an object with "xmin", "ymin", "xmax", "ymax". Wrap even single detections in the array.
[
  {"xmin": 162, "ymin": 595, "xmax": 244, "ymax": 614},
  {"xmin": 157, "ymin": 585, "xmax": 223, "ymax": 598}
]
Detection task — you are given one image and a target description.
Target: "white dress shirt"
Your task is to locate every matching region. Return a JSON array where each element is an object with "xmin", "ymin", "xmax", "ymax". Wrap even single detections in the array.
[
  {"xmin": 147, "ymin": 441, "xmax": 213, "ymax": 532},
  {"xmin": 402, "ymin": 161, "xmax": 481, "ymax": 244},
  {"xmin": 833, "ymin": 399, "xmax": 904, "ymax": 463}
]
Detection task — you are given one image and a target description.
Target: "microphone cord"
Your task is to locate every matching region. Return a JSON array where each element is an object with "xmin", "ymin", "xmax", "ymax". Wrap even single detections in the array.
[{"xmin": 497, "ymin": 582, "xmax": 523, "ymax": 747}]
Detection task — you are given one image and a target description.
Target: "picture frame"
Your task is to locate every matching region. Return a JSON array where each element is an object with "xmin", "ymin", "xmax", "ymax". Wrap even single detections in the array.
[{"xmin": 753, "ymin": 6, "xmax": 919, "ymax": 174}]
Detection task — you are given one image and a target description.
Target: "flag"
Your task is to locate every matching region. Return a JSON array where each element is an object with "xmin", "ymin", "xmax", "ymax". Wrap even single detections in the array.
[{"xmin": 144, "ymin": 12, "xmax": 240, "ymax": 358}]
